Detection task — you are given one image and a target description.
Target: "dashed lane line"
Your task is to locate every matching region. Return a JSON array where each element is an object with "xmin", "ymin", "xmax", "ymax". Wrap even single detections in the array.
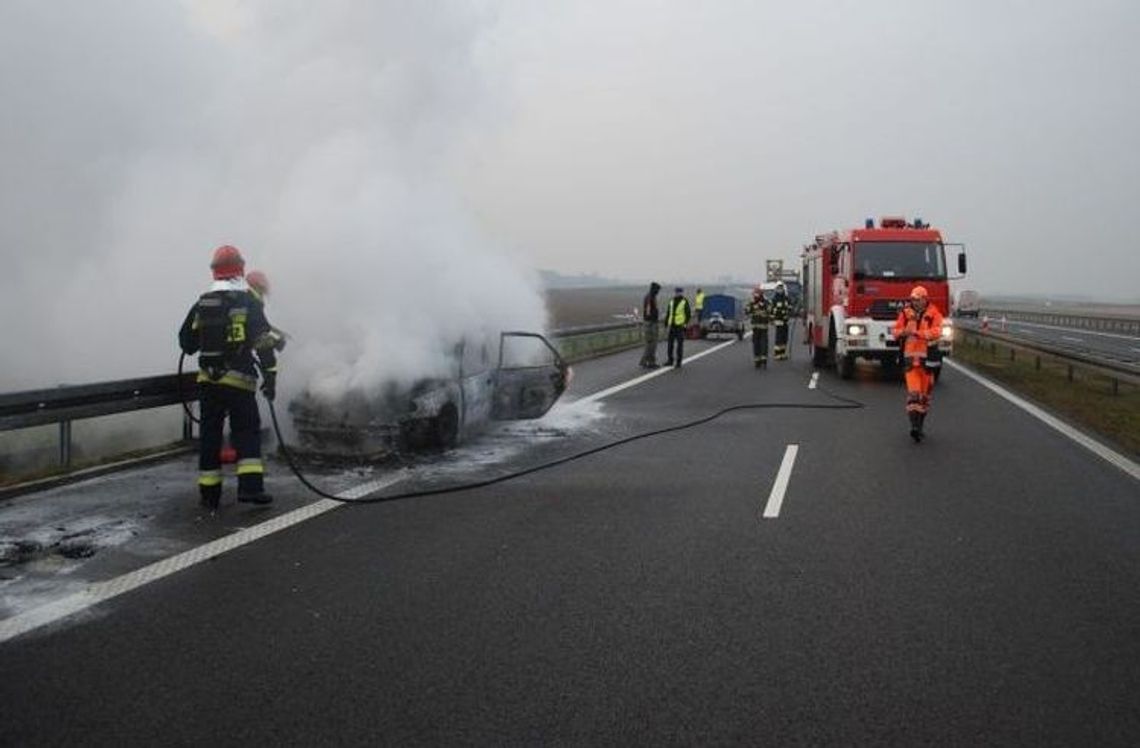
[
  {"xmin": 761, "ymin": 445, "xmax": 799, "ymax": 519},
  {"xmin": 946, "ymin": 360, "xmax": 1139, "ymax": 482},
  {"xmin": 808, "ymin": 372, "xmax": 819, "ymax": 390}
]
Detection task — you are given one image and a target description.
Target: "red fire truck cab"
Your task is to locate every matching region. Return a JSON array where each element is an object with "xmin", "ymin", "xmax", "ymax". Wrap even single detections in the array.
[{"xmin": 801, "ymin": 216, "xmax": 966, "ymax": 379}]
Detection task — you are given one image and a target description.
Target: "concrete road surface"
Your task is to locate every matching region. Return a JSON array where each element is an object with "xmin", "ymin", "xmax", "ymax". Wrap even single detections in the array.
[{"xmin": 2, "ymin": 336, "xmax": 1138, "ymax": 746}]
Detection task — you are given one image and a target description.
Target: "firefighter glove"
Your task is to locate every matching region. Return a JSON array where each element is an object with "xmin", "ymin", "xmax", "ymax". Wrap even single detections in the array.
[{"xmin": 261, "ymin": 372, "xmax": 276, "ymax": 401}]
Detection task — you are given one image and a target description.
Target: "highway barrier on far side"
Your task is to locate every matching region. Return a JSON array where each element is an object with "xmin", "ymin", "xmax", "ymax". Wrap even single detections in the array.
[{"xmin": 978, "ymin": 308, "xmax": 1140, "ymax": 336}]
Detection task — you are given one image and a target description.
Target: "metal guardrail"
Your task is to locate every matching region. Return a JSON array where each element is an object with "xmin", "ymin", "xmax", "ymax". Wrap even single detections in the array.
[
  {"xmin": 978, "ymin": 308, "xmax": 1140, "ymax": 336},
  {"xmin": 0, "ymin": 324, "xmax": 644, "ymax": 472},
  {"xmin": 0, "ymin": 373, "xmax": 199, "ymax": 468},
  {"xmin": 958, "ymin": 328, "xmax": 1140, "ymax": 393}
]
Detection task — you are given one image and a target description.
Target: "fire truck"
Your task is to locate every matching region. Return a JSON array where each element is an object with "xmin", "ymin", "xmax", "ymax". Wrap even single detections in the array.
[{"xmin": 801, "ymin": 216, "xmax": 966, "ymax": 379}]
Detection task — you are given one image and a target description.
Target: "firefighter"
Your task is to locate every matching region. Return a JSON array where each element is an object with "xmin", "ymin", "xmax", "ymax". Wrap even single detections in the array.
[
  {"xmin": 639, "ymin": 281, "xmax": 662, "ymax": 368},
  {"xmin": 179, "ymin": 245, "xmax": 280, "ymax": 509},
  {"xmin": 246, "ymin": 270, "xmax": 287, "ymax": 352},
  {"xmin": 744, "ymin": 286, "xmax": 770, "ymax": 368},
  {"xmin": 694, "ymin": 287, "xmax": 706, "ymax": 323},
  {"xmin": 892, "ymin": 285, "xmax": 945, "ymax": 442},
  {"xmin": 664, "ymin": 287, "xmax": 692, "ymax": 369},
  {"xmin": 771, "ymin": 282, "xmax": 791, "ymax": 360}
]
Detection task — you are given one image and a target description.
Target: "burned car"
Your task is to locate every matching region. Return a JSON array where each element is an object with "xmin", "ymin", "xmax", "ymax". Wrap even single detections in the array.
[{"xmin": 288, "ymin": 332, "xmax": 569, "ymax": 459}]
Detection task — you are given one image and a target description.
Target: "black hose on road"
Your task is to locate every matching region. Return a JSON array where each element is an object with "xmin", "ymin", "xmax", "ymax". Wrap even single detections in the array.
[{"xmin": 264, "ymin": 386, "xmax": 865, "ymax": 507}]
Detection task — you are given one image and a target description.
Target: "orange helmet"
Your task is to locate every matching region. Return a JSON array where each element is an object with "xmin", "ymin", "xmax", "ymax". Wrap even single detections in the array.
[
  {"xmin": 210, "ymin": 245, "xmax": 245, "ymax": 280},
  {"xmin": 247, "ymin": 270, "xmax": 269, "ymax": 298},
  {"xmin": 910, "ymin": 285, "xmax": 929, "ymax": 300}
]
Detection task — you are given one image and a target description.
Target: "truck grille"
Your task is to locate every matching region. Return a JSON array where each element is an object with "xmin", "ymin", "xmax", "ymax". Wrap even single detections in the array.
[{"xmin": 867, "ymin": 299, "xmax": 907, "ymax": 320}]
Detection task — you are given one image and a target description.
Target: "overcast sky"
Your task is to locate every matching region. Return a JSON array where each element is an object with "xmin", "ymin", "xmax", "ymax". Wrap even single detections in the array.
[
  {"xmin": 462, "ymin": 0, "xmax": 1139, "ymax": 298},
  {"xmin": 1, "ymin": 1, "xmax": 1137, "ymax": 388}
]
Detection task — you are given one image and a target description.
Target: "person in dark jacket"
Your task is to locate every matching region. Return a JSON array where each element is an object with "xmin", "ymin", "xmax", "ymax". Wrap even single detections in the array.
[
  {"xmin": 639, "ymin": 282, "xmax": 661, "ymax": 368},
  {"xmin": 744, "ymin": 286, "xmax": 771, "ymax": 368},
  {"xmin": 771, "ymin": 282, "xmax": 791, "ymax": 360},
  {"xmin": 664, "ymin": 287, "xmax": 692, "ymax": 369},
  {"xmin": 179, "ymin": 245, "xmax": 280, "ymax": 511}
]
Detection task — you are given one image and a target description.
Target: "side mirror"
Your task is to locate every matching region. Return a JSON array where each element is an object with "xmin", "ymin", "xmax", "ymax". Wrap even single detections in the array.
[{"xmin": 958, "ymin": 254, "xmax": 967, "ymax": 274}]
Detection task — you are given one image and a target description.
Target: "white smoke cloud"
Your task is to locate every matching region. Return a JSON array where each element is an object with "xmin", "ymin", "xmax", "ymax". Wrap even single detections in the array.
[{"xmin": 0, "ymin": 1, "xmax": 547, "ymax": 402}]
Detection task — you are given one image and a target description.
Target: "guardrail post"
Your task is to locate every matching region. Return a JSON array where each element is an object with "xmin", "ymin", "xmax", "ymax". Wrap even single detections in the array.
[{"xmin": 59, "ymin": 420, "xmax": 72, "ymax": 467}]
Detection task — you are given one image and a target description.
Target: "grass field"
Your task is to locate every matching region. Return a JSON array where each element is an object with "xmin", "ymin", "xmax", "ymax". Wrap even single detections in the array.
[
  {"xmin": 953, "ymin": 331, "xmax": 1140, "ymax": 458},
  {"xmin": 544, "ymin": 285, "xmax": 648, "ymax": 328}
]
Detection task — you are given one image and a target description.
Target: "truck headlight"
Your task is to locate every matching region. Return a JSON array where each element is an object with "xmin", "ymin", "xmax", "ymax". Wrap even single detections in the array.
[
  {"xmin": 940, "ymin": 323, "xmax": 953, "ymax": 340},
  {"xmin": 846, "ymin": 324, "xmax": 866, "ymax": 337}
]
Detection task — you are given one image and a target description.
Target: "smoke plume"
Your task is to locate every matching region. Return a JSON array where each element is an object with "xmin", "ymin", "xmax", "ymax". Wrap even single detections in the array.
[{"xmin": 0, "ymin": 1, "xmax": 547, "ymax": 405}]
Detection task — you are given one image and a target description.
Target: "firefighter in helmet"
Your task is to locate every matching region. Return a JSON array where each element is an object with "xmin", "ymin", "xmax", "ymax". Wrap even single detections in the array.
[
  {"xmin": 246, "ymin": 270, "xmax": 287, "ymax": 352},
  {"xmin": 179, "ymin": 246, "xmax": 280, "ymax": 509},
  {"xmin": 770, "ymin": 282, "xmax": 791, "ymax": 360},
  {"xmin": 744, "ymin": 285, "xmax": 771, "ymax": 368},
  {"xmin": 892, "ymin": 285, "xmax": 945, "ymax": 442}
]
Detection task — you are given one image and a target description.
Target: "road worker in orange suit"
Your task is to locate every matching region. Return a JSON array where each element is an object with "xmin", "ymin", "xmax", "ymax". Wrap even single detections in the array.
[{"xmin": 892, "ymin": 285, "xmax": 944, "ymax": 442}]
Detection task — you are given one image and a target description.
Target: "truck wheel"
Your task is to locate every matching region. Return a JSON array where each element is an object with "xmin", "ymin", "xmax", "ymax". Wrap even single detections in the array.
[
  {"xmin": 433, "ymin": 404, "xmax": 459, "ymax": 449},
  {"xmin": 837, "ymin": 353, "xmax": 854, "ymax": 380}
]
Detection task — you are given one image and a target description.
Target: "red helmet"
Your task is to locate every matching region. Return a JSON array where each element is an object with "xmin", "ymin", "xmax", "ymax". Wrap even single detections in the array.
[
  {"xmin": 247, "ymin": 270, "xmax": 269, "ymax": 297},
  {"xmin": 210, "ymin": 245, "xmax": 245, "ymax": 280}
]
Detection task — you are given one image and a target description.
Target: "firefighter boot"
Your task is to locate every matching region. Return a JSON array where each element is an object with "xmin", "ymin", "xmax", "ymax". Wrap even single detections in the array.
[
  {"xmin": 909, "ymin": 411, "xmax": 924, "ymax": 443},
  {"xmin": 200, "ymin": 484, "xmax": 221, "ymax": 512}
]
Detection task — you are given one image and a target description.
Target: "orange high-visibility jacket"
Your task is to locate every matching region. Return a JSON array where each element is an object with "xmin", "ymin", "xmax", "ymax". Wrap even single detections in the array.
[{"xmin": 892, "ymin": 303, "xmax": 944, "ymax": 359}]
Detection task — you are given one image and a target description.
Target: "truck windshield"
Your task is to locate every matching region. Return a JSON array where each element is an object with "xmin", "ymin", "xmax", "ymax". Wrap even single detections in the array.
[{"xmin": 853, "ymin": 242, "xmax": 945, "ymax": 280}]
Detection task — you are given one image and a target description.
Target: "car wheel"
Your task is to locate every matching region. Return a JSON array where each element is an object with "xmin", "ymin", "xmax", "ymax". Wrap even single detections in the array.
[{"xmin": 434, "ymin": 404, "xmax": 459, "ymax": 449}]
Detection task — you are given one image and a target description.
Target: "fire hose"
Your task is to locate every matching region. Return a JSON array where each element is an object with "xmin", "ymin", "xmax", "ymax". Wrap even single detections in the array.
[{"xmin": 181, "ymin": 353, "xmax": 866, "ymax": 507}]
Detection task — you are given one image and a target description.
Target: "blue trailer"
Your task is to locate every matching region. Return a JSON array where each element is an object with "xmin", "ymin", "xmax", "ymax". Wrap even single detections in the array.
[{"xmin": 699, "ymin": 293, "xmax": 746, "ymax": 340}]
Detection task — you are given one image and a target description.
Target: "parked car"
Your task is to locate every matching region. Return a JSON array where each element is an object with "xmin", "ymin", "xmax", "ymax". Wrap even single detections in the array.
[{"xmin": 289, "ymin": 332, "xmax": 569, "ymax": 459}]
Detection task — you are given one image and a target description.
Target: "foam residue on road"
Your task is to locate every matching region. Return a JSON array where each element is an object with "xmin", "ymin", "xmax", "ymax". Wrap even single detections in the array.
[{"xmin": 412, "ymin": 400, "xmax": 610, "ymax": 479}]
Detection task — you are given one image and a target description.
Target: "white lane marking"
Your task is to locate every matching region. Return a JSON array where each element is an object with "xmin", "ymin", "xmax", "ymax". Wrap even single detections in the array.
[
  {"xmin": 1004, "ymin": 319, "xmax": 1139, "ymax": 342},
  {"xmin": 808, "ymin": 372, "xmax": 819, "ymax": 390},
  {"xmin": 762, "ymin": 445, "xmax": 799, "ymax": 519},
  {"xmin": 574, "ymin": 337, "xmax": 742, "ymax": 406},
  {"xmin": 1061, "ymin": 335, "xmax": 1084, "ymax": 343},
  {"xmin": 945, "ymin": 360, "xmax": 1140, "ymax": 482},
  {"xmin": 0, "ymin": 476, "xmax": 405, "ymax": 644}
]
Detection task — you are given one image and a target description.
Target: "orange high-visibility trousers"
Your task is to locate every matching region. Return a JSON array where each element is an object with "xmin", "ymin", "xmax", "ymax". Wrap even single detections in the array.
[{"xmin": 904, "ymin": 360, "xmax": 933, "ymax": 413}]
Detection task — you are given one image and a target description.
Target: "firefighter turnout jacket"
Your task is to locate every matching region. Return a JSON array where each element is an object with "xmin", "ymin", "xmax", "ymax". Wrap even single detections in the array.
[
  {"xmin": 179, "ymin": 280, "xmax": 279, "ymax": 391},
  {"xmin": 745, "ymin": 298, "xmax": 770, "ymax": 328}
]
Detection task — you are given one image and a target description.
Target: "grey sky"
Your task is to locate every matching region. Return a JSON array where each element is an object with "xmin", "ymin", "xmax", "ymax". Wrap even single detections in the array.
[
  {"xmin": 463, "ymin": 1, "xmax": 1140, "ymax": 298},
  {"xmin": 1, "ymin": 1, "xmax": 1136, "ymax": 390}
]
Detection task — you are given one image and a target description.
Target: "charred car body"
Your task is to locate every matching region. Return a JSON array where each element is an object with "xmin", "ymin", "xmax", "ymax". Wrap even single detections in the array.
[{"xmin": 289, "ymin": 332, "xmax": 569, "ymax": 459}]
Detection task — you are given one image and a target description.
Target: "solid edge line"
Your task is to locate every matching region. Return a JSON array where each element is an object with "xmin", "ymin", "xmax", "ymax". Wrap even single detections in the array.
[
  {"xmin": 762, "ymin": 444, "xmax": 799, "ymax": 519},
  {"xmin": 0, "ymin": 477, "xmax": 403, "ymax": 644},
  {"xmin": 945, "ymin": 359, "xmax": 1140, "ymax": 482},
  {"xmin": 574, "ymin": 337, "xmax": 743, "ymax": 406}
]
